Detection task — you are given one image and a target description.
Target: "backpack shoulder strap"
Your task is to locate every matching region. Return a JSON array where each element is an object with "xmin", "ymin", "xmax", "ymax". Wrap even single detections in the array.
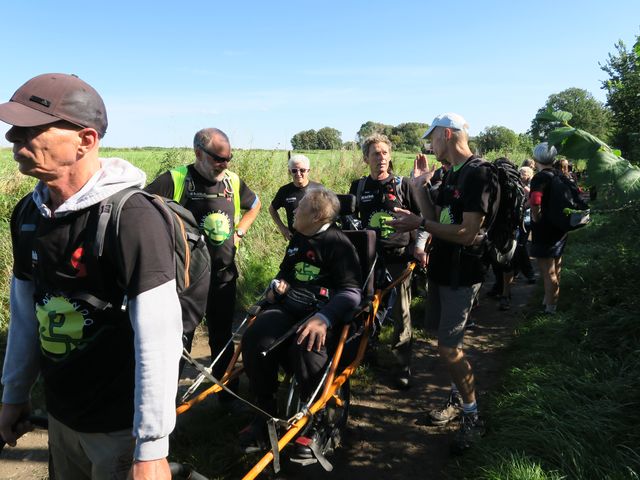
[
  {"xmin": 169, "ymin": 166, "xmax": 189, "ymax": 204},
  {"xmin": 456, "ymin": 158, "xmax": 499, "ymax": 229},
  {"xmin": 92, "ymin": 187, "xmax": 149, "ymax": 258},
  {"xmin": 224, "ymin": 170, "xmax": 241, "ymax": 227},
  {"xmin": 355, "ymin": 176, "xmax": 367, "ymax": 208},
  {"xmin": 393, "ymin": 175, "xmax": 405, "ymax": 206},
  {"xmin": 12, "ymin": 193, "xmax": 37, "ymax": 230}
]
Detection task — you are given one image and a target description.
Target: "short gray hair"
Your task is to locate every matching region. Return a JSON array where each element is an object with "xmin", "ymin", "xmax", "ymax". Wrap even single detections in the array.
[
  {"xmin": 288, "ymin": 154, "xmax": 310, "ymax": 169},
  {"xmin": 193, "ymin": 128, "xmax": 229, "ymax": 150},
  {"xmin": 303, "ymin": 186, "xmax": 340, "ymax": 223}
]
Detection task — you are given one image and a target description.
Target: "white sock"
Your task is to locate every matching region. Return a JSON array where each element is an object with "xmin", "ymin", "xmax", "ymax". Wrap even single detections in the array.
[
  {"xmin": 462, "ymin": 401, "xmax": 478, "ymax": 415},
  {"xmin": 545, "ymin": 304, "xmax": 557, "ymax": 313}
]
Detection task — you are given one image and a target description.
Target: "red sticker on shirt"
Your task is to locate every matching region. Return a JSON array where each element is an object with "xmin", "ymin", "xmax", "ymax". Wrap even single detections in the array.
[{"xmin": 70, "ymin": 246, "xmax": 87, "ymax": 277}]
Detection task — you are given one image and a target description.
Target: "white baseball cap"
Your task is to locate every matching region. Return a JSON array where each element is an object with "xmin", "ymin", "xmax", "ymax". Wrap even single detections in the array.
[{"xmin": 422, "ymin": 113, "xmax": 469, "ymax": 139}]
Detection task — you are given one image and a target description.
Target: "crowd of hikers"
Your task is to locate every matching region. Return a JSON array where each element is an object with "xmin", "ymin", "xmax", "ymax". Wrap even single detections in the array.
[{"xmin": 0, "ymin": 73, "xmax": 585, "ymax": 479}]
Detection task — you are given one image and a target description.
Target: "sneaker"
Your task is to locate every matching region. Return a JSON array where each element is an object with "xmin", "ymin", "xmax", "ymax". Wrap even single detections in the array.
[
  {"xmin": 428, "ymin": 392, "xmax": 462, "ymax": 426},
  {"xmin": 450, "ymin": 412, "xmax": 486, "ymax": 454},
  {"xmin": 395, "ymin": 367, "xmax": 411, "ymax": 390},
  {"xmin": 499, "ymin": 295, "xmax": 511, "ymax": 311}
]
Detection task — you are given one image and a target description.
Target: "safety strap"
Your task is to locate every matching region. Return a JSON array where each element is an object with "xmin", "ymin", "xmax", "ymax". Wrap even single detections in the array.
[
  {"xmin": 355, "ymin": 175, "xmax": 405, "ymax": 210},
  {"xmin": 169, "ymin": 166, "xmax": 241, "ymax": 227}
]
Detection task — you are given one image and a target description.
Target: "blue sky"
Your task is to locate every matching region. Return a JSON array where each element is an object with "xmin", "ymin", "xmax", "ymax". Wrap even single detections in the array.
[{"xmin": 0, "ymin": 0, "xmax": 638, "ymax": 149}]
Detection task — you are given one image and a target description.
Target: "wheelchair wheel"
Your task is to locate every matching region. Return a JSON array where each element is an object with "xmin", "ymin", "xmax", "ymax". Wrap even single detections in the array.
[
  {"xmin": 282, "ymin": 375, "xmax": 351, "ymax": 454},
  {"xmin": 317, "ymin": 377, "xmax": 350, "ymax": 453},
  {"xmin": 282, "ymin": 375, "xmax": 302, "ymax": 419}
]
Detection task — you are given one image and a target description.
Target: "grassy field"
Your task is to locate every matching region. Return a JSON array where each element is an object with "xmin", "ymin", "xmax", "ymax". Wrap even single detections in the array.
[{"xmin": 0, "ymin": 146, "xmax": 429, "ymax": 335}]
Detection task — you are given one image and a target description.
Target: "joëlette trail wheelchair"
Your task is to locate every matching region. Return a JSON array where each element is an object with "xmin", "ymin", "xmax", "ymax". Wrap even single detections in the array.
[{"xmin": 176, "ymin": 195, "xmax": 415, "ymax": 479}]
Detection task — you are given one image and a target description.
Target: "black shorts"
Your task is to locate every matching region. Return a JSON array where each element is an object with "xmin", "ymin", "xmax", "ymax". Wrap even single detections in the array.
[{"xmin": 530, "ymin": 235, "xmax": 567, "ymax": 259}]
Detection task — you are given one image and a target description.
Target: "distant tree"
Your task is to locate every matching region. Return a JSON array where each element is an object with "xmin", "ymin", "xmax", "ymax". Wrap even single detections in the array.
[
  {"xmin": 601, "ymin": 35, "xmax": 640, "ymax": 164},
  {"xmin": 529, "ymin": 88, "xmax": 612, "ymax": 142},
  {"xmin": 476, "ymin": 125, "xmax": 519, "ymax": 154},
  {"xmin": 342, "ymin": 140, "xmax": 359, "ymax": 151},
  {"xmin": 518, "ymin": 133, "xmax": 534, "ymax": 156},
  {"xmin": 391, "ymin": 122, "xmax": 430, "ymax": 151},
  {"xmin": 291, "ymin": 129, "xmax": 318, "ymax": 150},
  {"xmin": 468, "ymin": 138, "xmax": 479, "ymax": 155},
  {"xmin": 356, "ymin": 121, "xmax": 392, "ymax": 144},
  {"xmin": 316, "ymin": 127, "xmax": 342, "ymax": 150}
]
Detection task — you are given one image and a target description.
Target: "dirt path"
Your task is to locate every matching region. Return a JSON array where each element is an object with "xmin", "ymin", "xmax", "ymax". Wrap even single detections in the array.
[
  {"xmin": 0, "ymin": 277, "xmax": 534, "ymax": 480},
  {"xmin": 293, "ymin": 277, "xmax": 533, "ymax": 480}
]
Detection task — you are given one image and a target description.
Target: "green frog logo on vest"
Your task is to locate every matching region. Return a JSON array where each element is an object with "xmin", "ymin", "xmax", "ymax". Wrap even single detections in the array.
[
  {"xmin": 294, "ymin": 262, "xmax": 321, "ymax": 282},
  {"xmin": 202, "ymin": 210, "xmax": 232, "ymax": 246},
  {"xmin": 36, "ymin": 296, "xmax": 92, "ymax": 356},
  {"xmin": 369, "ymin": 211, "xmax": 395, "ymax": 238}
]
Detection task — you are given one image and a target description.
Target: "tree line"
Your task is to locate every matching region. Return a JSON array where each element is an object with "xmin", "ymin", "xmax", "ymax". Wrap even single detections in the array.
[{"xmin": 291, "ymin": 32, "xmax": 639, "ymax": 165}]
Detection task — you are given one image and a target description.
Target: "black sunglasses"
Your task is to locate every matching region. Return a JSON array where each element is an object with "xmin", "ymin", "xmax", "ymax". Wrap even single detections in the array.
[
  {"xmin": 290, "ymin": 168, "xmax": 309, "ymax": 174},
  {"xmin": 197, "ymin": 143, "xmax": 233, "ymax": 163}
]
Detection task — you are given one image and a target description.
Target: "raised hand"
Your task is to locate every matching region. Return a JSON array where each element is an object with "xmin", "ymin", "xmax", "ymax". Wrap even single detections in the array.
[{"xmin": 412, "ymin": 154, "xmax": 437, "ymax": 186}]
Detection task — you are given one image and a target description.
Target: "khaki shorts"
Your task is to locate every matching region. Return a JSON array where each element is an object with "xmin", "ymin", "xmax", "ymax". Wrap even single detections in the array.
[{"xmin": 426, "ymin": 281, "xmax": 480, "ymax": 348}]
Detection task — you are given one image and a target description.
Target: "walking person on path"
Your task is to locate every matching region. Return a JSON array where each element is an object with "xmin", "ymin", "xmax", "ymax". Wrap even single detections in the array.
[
  {"xmin": 529, "ymin": 142, "xmax": 567, "ymax": 315},
  {"xmin": 389, "ymin": 113, "xmax": 490, "ymax": 453}
]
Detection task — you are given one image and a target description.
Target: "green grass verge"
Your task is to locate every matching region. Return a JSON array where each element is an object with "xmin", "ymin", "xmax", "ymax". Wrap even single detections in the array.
[{"xmin": 446, "ymin": 207, "xmax": 640, "ymax": 480}]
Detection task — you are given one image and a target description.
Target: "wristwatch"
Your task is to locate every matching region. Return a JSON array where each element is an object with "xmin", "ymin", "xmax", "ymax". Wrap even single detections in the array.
[{"xmin": 236, "ymin": 228, "xmax": 245, "ymax": 238}]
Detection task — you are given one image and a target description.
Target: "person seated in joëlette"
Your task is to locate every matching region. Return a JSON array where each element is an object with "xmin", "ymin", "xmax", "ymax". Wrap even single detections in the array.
[{"xmin": 240, "ymin": 186, "xmax": 362, "ymax": 451}]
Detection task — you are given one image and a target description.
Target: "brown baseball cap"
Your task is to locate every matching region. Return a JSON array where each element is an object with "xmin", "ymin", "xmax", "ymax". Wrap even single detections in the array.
[{"xmin": 0, "ymin": 73, "xmax": 108, "ymax": 137}]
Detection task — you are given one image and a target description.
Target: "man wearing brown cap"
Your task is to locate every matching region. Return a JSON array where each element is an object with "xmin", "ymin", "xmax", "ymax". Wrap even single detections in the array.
[{"xmin": 0, "ymin": 73, "xmax": 182, "ymax": 479}]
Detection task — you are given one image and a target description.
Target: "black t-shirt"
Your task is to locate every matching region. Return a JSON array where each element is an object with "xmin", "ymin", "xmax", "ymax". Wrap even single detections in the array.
[
  {"xmin": 278, "ymin": 224, "xmax": 361, "ymax": 293},
  {"xmin": 11, "ymin": 193, "xmax": 174, "ymax": 432},
  {"xmin": 428, "ymin": 157, "xmax": 492, "ymax": 286},
  {"xmin": 271, "ymin": 181, "xmax": 322, "ymax": 231},
  {"xmin": 530, "ymin": 169, "xmax": 566, "ymax": 245},
  {"xmin": 349, "ymin": 175, "xmax": 424, "ymax": 254},
  {"xmin": 146, "ymin": 165, "xmax": 258, "ymax": 282}
]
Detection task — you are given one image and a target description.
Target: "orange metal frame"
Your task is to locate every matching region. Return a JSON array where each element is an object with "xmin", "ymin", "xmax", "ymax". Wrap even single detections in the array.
[{"xmin": 175, "ymin": 263, "xmax": 416, "ymax": 479}]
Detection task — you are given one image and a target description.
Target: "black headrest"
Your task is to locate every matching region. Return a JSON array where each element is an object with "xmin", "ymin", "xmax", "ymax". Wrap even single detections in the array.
[{"xmin": 337, "ymin": 194, "xmax": 356, "ymax": 216}]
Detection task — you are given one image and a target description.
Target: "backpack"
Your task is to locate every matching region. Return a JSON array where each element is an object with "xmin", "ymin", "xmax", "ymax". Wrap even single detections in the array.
[
  {"xmin": 454, "ymin": 157, "xmax": 526, "ymax": 266},
  {"xmin": 543, "ymin": 171, "xmax": 590, "ymax": 232},
  {"xmin": 92, "ymin": 188, "xmax": 211, "ymax": 336}
]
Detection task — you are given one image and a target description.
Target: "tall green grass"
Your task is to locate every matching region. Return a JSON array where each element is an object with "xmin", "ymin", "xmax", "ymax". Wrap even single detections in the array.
[
  {"xmin": 0, "ymin": 147, "xmax": 432, "ymax": 334},
  {"xmin": 447, "ymin": 207, "xmax": 640, "ymax": 479}
]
